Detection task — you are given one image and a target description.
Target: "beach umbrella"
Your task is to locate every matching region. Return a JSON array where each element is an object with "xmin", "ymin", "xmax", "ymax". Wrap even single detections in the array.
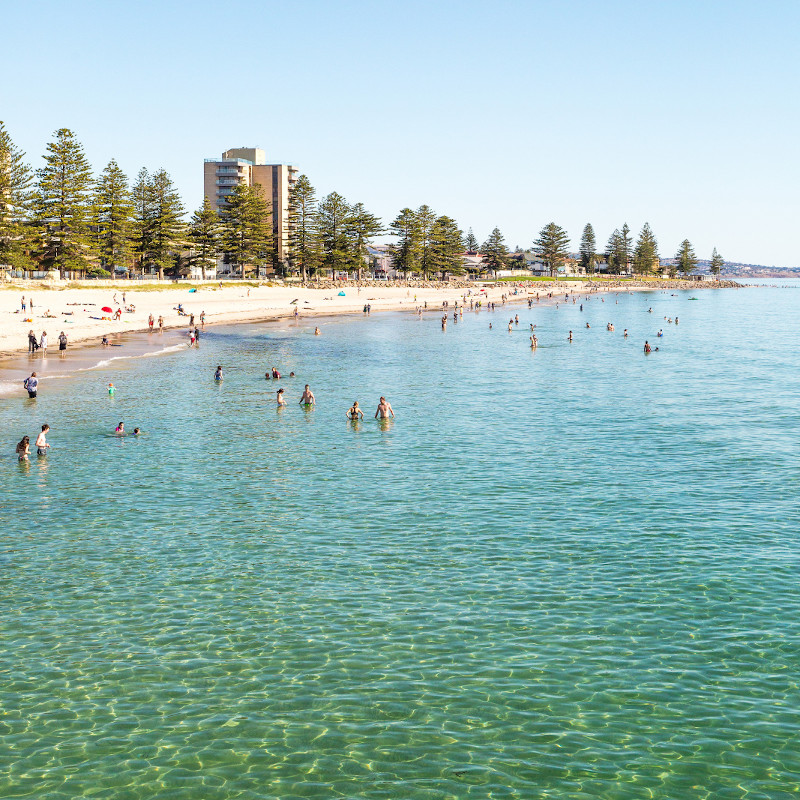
[{"xmin": 101, "ymin": 306, "xmax": 112, "ymax": 313}]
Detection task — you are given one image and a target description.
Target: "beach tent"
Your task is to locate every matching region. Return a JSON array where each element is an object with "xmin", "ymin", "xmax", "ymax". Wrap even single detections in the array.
[{"xmin": 338, "ymin": 291, "xmax": 346, "ymax": 296}]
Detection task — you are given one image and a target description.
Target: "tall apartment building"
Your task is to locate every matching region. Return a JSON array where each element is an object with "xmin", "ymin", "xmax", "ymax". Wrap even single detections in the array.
[{"xmin": 203, "ymin": 148, "xmax": 297, "ymax": 269}]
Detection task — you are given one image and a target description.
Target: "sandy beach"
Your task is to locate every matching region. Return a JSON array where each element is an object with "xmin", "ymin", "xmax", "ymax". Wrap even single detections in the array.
[{"xmin": 0, "ymin": 278, "xmax": 738, "ymax": 361}]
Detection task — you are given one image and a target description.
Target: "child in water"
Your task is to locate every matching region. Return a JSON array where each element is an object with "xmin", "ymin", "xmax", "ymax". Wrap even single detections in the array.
[{"xmin": 214, "ymin": 366, "xmax": 223, "ymax": 381}]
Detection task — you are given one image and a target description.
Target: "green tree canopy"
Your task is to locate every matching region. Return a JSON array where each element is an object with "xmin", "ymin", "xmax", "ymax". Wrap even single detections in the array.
[
  {"xmin": 709, "ymin": 247, "xmax": 724, "ymax": 277},
  {"xmin": 0, "ymin": 121, "xmax": 34, "ymax": 269},
  {"xmin": 633, "ymin": 222, "xmax": 659, "ymax": 275},
  {"xmin": 534, "ymin": 222, "xmax": 570, "ymax": 277},
  {"xmin": 92, "ymin": 159, "xmax": 133, "ymax": 275},
  {"xmin": 675, "ymin": 239, "xmax": 697, "ymax": 276},
  {"xmin": 415, "ymin": 204, "xmax": 437, "ymax": 277},
  {"xmin": 430, "ymin": 215, "xmax": 464, "ymax": 275},
  {"xmin": 481, "ymin": 226, "xmax": 510, "ymax": 273},
  {"xmin": 34, "ymin": 128, "xmax": 94, "ymax": 273},
  {"xmin": 464, "ymin": 228, "xmax": 479, "ymax": 254},
  {"xmin": 579, "ymin": 223, "xmax": 597, "ymax": 274},
  {"xmin": 287, "ymin": 174, "xmax": 320, "ymax": 279},
  {"xmin": 390, "ymin": 207, "xmax": 421, "ymax": 274},
  {"xmin": 149, "ymin": 169, "xmax": 185, "ymax": 280},
  {"xmin": 187, "ymin": 197, "xmax": 220, "ymax": 279},
  {"xmin": 316, "ymin": 191, "xmax": 352, "ymax": 274},
  {"xmin": 220, "ymin": 184, "xmax": 272, "ymax": 278},
  {"xmin": 347, "ymin": 201, "xmax": 383, "ymax": 276}
]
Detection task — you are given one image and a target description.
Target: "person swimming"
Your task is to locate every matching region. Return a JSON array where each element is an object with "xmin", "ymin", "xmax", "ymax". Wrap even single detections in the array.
[
  {"xmin": 16, "ymin": 435, "xmax": 30, "ymax": 461},
  {"xmin": 347, "ymin": 401, "xmax": 364, "ymax": 420},
  {"xmin": 214, "ymin": 366, "xmax": 223, "ymax": 381},
  {"xmin": 299, "ymin": 385, "xmax": 315, "ymax": 406},
  {"xmin": 115, "ymin": 422, "xmax": 124, "ymax": 434},
  {"xmin": 133, "ymin": 428, "xmax": 141, "ymax": 435}
]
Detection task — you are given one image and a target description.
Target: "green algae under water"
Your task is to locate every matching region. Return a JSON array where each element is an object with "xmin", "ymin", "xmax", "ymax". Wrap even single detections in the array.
[{"xmin": 1, "ymin": 283, "xmax": 799, "ymax": 799}]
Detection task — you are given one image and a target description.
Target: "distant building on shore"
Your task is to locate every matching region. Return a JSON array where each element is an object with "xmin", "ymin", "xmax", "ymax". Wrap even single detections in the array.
[{"xmin": 203, "ymin": 147, "xmax": 297, "ymax": 272}]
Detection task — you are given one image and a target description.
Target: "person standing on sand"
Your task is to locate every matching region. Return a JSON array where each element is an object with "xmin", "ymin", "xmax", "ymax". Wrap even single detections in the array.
[
  {"xmin": 190, "ymin": 313, "xmax": 195, "ymax": 327},
  {"xmin": 375, "ymin": 397, "xmax": 394, "ymax": 419},
  {"xmin": 58, "ymin": 331, "xmax": 67, "ymax": 355},
  {"xmin": 35, "ymin": 424, "xmax": 51, "ymax": 456},
  {"xmin": 158, "ymin": 316, "xmax": 163, "ymax": 331},
  {"xmin": 24, "ymin": 372, "xmax": 38, "ymax": 398},
  {"xmin": 28, "ymin": 330, "xmax": 37, "ymax": 353},
  {"xmin": 200, "ymin": 311, "xmax": 205, "ymax": 328},
  {"xmin": 299, "ymin": 385, "xmax": 315, "ymax": 406},
  {"xmin": 39, "ymin": 331, "xmax": 48, "ymax": 354},
  {"xmin": 148, "ymin": 314, "xmax": 154, "ymax": 330}
]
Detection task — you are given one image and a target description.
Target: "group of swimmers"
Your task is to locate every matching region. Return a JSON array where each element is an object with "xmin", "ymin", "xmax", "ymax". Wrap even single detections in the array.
[
  {"xmin": 213, "ymin": 365, "xmax": 394, "ymax": 418},
  {"xmin": 16, "ymin": 424, "xmax": 50, "ymax": 460}
]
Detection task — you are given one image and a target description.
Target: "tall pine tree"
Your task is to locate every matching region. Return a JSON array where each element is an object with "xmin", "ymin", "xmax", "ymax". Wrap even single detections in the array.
[
  {"xmin": 287, "ymin": 174, "xmax": 320, "ymax": 280},
  {"xmin": 481, "ymin": 227, "xmax": 510, "ymax": 273},
  {"xmin": 347, "ymin": 202, "xmax": 383, "ymax": 277},
  {"xmin": 316, "ymin": 192, "xmax": 352, "ymax": 275},
  {"xmin": 709, "ymin": 247, "xmax": 724, "ymax": 277},
  {"xmin": 633, "ymin": 222, "xmax": 659, "ymax": 275},
  {"xmin": 187, "ymin": 198, "xmax": 220, "ymax": 280},
  {"xmin": 605, "ymin": 229, "xmax": 624, "ymax": 274},
  {"xmin": 415, "ymin": 204, "xmax": 437, "ymax": 277},
  {"xmin": 34, "ymin": 128, "xmax": 94, "ymax": 274},
  {"xmin": 220, "ymin": 184, "xmax": 272, "ymax": 278},
  {"xmin": 579, "ymin": 223, "xmax": 597, "ymax": 274},
  {"xmin": 390, "ymin": 208, "xmax": 421, "ymax": 274},
  {"xmin": 131, "ymin": 168, "xmax": 154, "ymax": 275},
  {"xmin": 92, "ymin": 159, "xmax": 133, "ymax": 276},
  {"xmin": 430, "ymin": 216, "xmax": 464, "ymax": 275},
  {"xmin": 675, "ymin": 239, "xmax": 697, "ymax": 276},
  {"xmin": 148, "ymin": 169, "xmax": 185, "ymax": 280},
  {"xmin": 0, "ymin": 121, "xmax": 34, "ymax": 270},
  {"xmin": 534, "ymin": 222, "xmax": 570, "ymax": 277}
]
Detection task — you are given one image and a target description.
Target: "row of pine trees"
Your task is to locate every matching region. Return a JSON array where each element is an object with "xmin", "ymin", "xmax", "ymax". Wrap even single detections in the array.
[{"xmin": 0, "ymin": 122, "xmax": 725, "ymax": 279}]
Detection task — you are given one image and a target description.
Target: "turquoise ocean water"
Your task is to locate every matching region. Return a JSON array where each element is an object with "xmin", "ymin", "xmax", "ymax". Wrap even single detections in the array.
[{"xmin": 1, "ymin": 282, "xmax": 799, "ymax": 799}]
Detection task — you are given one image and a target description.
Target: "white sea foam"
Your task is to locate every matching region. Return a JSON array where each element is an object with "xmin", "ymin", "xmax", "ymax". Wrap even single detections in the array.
[{"xmin": 77, "ymin": 343, "xmax": 185, "ymax": 372}]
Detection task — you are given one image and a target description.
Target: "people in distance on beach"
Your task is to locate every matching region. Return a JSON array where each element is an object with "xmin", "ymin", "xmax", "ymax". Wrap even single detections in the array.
[
  {"xmin": 16, "ymin": 435, "xmax": 30, "ymax": 460},
  {"xmin": 568, "ymin": 331, "xmax": 573, "ymax": 342},
  {"xmin": 115, "ymin": 422, "xmax": 124, "ymax": 434},
  {"xmin": 375, "ymin": 396, "xmax": 394, "ymax": 419},
  {"xmin": 158, "ymin": 316, "xmax": 164, "ymax": 331},
  {"xmin": 299, "ymin": 385, "xmax": 315, "ymax": 406},
  {"xmin": 39, "ymin": 331, "xmax": 48, "ymax": 354},
  {"xmin": 21, "ymin": 295, "xmax": 26, "ymax": 312},
  {"xmin": 200, "ymin": 311, "xmax": 205, "ymax": 328},
  {"xmin": 28, "ymin": 330, "xmax": 38, "ymax": 353},
  {"xmin": 624, "ymin": 329, "xmax": 628, "ymax": 337},
  {"xmin": 148, "ymin": 314, "xmax": 154, "ymax": 330},
  {"xmin": 23, "ymin": 372, "xmax": 38, "ymax": 398},
  {"xmin": 644, "ymin": 341, "xmax": 651, "ymax": 353},
  {"xmin": 347, "ymin": 401, "xmax": 364, "ymax": 420},
  {"xmin": 214, "ymin": 366, "xmax": 223, "ymax": 381},
  {"xmin": 58, "ymin": 331, "xmax": 67, "ymax": 354},
  {"xmin": 276, "ymin": 388, "xmax": 286, "ymax": 407},
  {"xmin": 35, "ymin": 424, "xmax": 51, "ymax": 456}
]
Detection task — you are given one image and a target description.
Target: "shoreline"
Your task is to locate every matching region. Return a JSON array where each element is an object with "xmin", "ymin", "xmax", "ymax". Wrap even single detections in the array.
[{"xmin": 0, "ymin": 279, "xmax": 741, "ymax": 386}]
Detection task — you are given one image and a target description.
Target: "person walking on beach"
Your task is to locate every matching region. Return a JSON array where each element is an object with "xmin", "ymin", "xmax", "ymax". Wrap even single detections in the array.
[
  {"xmin": 39, "ymin": 331, "xmax": 48, "ymax": 355},
  {"xmin": 158, "ymin": 316, "xmax": 163, "ymax": 331},
  {"xmin": 200, "ymin": 311, "xmax": 205, "ymax": 328},
  {"xmin": 27, "ymin": 330, "xmax": 37, "ymax": 353},
  {"xmin": 21, "ymin": 296, "xmax": 26, "ymax": 313},
  {"xmin": 189, "ymin": 329, "xmax": 196, "ymax": 347},
  {"xmin": 16, "ymin": 435, "xmax": 30, "ymax": 460},
  {"xmin": 347, "ymin": 401, "xmax": 364, "ymax": 420},
  {"xmin": 35, "ymin": 424, "xmax": 51, "ymax": 456},
  {"xmin": 375, "ymin": 396, "xmax": 394, "ymax": 419},
  {"xmin": 148, "ymin": 314, "xmax": 154, "ymax": 330},
  {"xmin": 58, "ymin": 331, "xmax": 67, "ymax": 355},
  {"xmin": 299, "ymin": 385, "xmax": 315, "ymax": 406},
  {"xmin": 23, "ymin": 372, "xmax": 38, "ymax": 398},
  {"xmin": 190, "ymin": 313, "xmax": 195, "ymax": 327}
]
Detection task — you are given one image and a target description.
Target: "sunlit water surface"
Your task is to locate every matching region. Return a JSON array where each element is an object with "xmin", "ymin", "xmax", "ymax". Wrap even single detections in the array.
[{"xmin": 1, "ymin": 282, "xmax": 799, "ymax": 799}]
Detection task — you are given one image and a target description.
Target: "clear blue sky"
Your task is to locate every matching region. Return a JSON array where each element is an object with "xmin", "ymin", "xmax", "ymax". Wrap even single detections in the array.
[{"xmin": 2, "ymin": 0, "xmax": 798, "ymax": 266}]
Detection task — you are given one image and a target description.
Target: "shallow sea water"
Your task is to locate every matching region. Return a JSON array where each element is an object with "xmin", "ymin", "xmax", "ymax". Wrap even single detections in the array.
[{"xmin": 1, "ymin": 282, "xmax": 799, "ymax": 799}]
